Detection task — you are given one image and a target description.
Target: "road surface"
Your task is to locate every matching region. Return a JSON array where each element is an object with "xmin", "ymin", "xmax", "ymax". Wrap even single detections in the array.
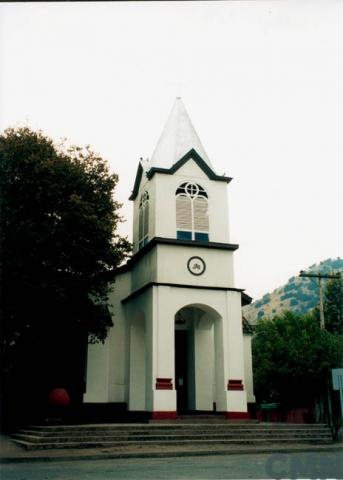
[{"xmin": 1, "ymin": 450, "xmax": 342, "ymax": 479}]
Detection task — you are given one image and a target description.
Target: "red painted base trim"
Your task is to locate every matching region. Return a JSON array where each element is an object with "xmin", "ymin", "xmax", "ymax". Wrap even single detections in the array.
[
  {"xmin": 227, "ymin": 379, "xmax": 244, "ymax": 391},
  {"xmin": 226, "ymin": 411, "xmax": 251, "ymax": 420},
  {"xmin": 151, "ymin": 411, "xmax": 177, "ymax": 420},
  {"xmin": 155, "ymin": 378, "xmax": 173, "ymax": 390}
]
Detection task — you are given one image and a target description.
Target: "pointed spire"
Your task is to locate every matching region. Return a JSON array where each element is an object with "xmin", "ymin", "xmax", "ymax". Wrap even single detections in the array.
[{"xmin": 149, "ymin": 98, "xmax": 214, "ymax": 170}]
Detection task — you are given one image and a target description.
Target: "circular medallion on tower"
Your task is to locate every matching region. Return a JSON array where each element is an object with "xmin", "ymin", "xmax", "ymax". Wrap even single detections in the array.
[{"xmin": 187, "ymin": 256, "xmax": 206, "ymax": 276}]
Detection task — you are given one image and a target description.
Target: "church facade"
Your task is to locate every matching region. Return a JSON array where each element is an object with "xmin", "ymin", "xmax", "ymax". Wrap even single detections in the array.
[{"xmin": 84, "ymin": 99, "xmax": 255, "ymax": 419}]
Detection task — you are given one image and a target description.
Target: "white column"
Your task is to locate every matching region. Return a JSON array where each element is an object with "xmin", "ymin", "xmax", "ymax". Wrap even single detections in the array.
[
  {"xmin": 225, "ymin": 291, "xmax": 248, "ymax": 416},
  {"xmin": 146, "ymin": 286, "xmax": 177, "ymax": 418},
  {"xmin": 214, "ymin": 314, "xmax": 230, "ymax": 412}
]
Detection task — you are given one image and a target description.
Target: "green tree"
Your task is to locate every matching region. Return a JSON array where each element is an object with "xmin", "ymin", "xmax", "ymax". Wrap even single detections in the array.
[
  {"xmin": 324, "ymin": 276, "xmax": 343, "ymax": 334},
  {"xmin": 0, "ymin": 127, "xmax": 131, "ymax": 425},
  {"xmin": 252, "ymin": 311, "xmax": 343, "ymax": 406}
]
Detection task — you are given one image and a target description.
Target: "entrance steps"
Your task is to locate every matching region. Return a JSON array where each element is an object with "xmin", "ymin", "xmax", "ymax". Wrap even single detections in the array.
[{"xmin": 12, "ymin": 422, "xmax": 333, "ymax": 450}]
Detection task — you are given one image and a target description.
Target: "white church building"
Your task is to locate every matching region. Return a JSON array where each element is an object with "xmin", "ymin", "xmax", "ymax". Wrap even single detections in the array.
[{"xmin": 84, "ymin": 98, "xmax": 255, "ymax": 420}]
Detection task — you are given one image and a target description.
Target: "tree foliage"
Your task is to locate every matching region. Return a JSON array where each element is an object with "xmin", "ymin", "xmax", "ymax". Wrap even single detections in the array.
[
  {"xmin": 252, "ymin": 311, "xmax": 343, "ymax": 406},
  {"xmin": 0, "ymin": 127, "xmax": 131, "ymax": 422},
  {"xmin": 324, "ymin": 276, "xmax": 343, "ymax": 335}
]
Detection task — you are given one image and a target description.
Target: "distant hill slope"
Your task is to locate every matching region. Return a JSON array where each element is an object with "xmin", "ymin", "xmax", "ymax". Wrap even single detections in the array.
[{"xmin": 243, "ymin": 257, "xmax": 343, "ymax": 324}]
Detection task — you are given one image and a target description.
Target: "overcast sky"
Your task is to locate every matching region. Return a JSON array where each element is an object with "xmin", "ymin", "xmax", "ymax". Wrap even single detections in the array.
[{"xmin": 1, "ymin": 1, "xmax": 342, "ymax": 300}]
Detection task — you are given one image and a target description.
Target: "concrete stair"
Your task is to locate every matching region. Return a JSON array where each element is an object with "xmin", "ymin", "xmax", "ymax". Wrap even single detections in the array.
[{"xmin": 12, "ymin": 422, "xmax": 333, "ymax": 450}]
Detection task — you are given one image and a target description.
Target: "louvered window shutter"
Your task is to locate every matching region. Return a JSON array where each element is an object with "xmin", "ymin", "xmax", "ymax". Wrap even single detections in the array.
[
  {"xmin": 193, "ymin": 197, "xmax": 209, "ymax": 232},
  {"xmin": 176, "ymin": 195, "xmax": 192, "ymax": 231},
  {"xmin": 143, "ymin": 202, "xmax": 149, "ymax": 238},
  {"xmin": 139, "ymin": 207, "xmax": 144, "ymax": 240}
]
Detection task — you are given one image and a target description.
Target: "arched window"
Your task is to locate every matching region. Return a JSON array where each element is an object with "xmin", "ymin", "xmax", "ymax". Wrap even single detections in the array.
[
  {"xmin": 139, "ymin": 191, "xmax": 149, "ymax": 249},
  {"xmin": 176, "ymin": 183, "xmax": 209, "ymax": 241}
]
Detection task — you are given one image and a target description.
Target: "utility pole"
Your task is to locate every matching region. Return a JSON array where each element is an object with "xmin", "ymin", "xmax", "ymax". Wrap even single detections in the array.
[
  {"xmin": 299, "ymin": 270, "xmax": 341, "ymax": 427},
  {"xmin": 299, "ymin": 271, "xmax": 341, "ymax": 329}
]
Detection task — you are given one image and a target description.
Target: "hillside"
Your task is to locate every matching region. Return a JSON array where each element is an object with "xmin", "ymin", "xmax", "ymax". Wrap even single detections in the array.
[{"xmin": 243, "ymin": 257, "xmax": 343, "ymax": 324}]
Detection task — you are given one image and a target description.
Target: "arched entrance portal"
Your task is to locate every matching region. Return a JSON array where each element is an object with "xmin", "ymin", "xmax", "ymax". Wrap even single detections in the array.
[{"xmin": 174, "ymin": 304, "xmax": 221, "ymax": 413}]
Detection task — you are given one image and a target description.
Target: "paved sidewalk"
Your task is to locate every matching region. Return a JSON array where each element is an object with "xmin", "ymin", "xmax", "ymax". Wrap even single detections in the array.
[{"xmin": 1, "ymin": 433, "xmax": 343, "ymax": 464}]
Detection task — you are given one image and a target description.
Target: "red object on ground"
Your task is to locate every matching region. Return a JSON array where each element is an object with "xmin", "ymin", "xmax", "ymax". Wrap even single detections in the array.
[{"xmin": 47, "ymin": 388, "xmax": 71, "ymax": 407}]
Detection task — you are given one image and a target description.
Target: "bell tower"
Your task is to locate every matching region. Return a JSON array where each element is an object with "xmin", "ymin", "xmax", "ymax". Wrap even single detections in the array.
[
  {"xmin": 131, "ymin": 98, "xmax": 232, "ymax": 252},
  {"xmin": 126, "ymin": 98, "xmax": 252, "ymax": 418}
]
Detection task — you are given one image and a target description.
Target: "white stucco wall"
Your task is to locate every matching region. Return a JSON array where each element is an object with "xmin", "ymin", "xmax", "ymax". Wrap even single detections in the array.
[
  {"xmin": 84, "ymin": 272, "xmax": 131, "ymax": 403},
  {"xmin": 156, "ymin": 244, "xmax": 234, "ymax": 288},
  {"xmin": 83, "ymin": 337, "xmax": 110, "ymax": 403},
  {"xmin": 131, "ymin": 248, "xmax": 157, "ymax": 292},
  {"xmin": 128, "ymin": 312, "xmax": 146, "ymax": 411}
]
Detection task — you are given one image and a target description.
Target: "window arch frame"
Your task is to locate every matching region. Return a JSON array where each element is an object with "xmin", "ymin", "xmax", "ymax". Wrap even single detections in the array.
[{"xmin": 138, "ymin": 190, "xmax": 149, "ymax": 249}]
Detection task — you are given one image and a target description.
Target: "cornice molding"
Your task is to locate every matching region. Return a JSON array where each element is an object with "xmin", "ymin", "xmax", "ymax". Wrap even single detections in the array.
[{"xmin": 121, "ymin": 281, "xmax": 247, "ymax": 304}]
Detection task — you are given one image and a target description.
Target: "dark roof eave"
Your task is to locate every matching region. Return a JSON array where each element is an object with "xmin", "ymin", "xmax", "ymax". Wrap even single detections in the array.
[
  {"xmin": 121, "ymin": 282, "xmax": 247, "ymax": 305},
  {"xmin": 129, "ymin": 162, "xmax": 144, "ymax": 201},
  {"xmin": 129, "ymin": 149, "xmax": 232, "ymax": 200},
  {"xmin": 146, "ymin": 149, "xmax": 232, "ymax": 183},
  {"xmin": 242, "ymin": 291, "xmax": 253, "ymax": 306}
]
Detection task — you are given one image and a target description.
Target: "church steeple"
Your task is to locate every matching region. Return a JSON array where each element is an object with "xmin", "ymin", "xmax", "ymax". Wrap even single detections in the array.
[
  {"xmin": 149, "ymin": 97, "xmax": 214, "ymax": 171},
  {"xmin": 130, "ymin": 99, "xmax": 233, "ymax": 252}
]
